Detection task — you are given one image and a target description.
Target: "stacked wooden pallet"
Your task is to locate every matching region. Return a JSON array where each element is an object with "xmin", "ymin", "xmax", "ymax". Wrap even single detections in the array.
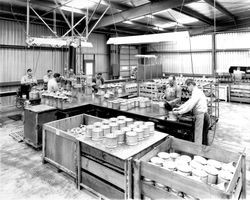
[{"xmin": 230, "ymin": 84, "xmax": 250, "ymax": 103}]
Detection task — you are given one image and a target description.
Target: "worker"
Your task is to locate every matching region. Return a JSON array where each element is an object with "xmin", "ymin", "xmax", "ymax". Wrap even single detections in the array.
[
  {"xmin": 47, "ymin": 73, "xmax": 61, "ymax": 92},
  {"xmin": 92, "ymin": 72, "xmax": 105, "ymax": 93},
  {"xmin": 43, "ymin": 69, "xmax": 53, "ymax": 90},
  {"xmin": 163, "ymin": 75, "xmax": 181, "ymax": 110},
  {"xmin": 234, "ymin": 67, "xmax": 245, "ymax": 82},
  {"xmin": 68, "ymin": 68, "xmax": 76, "ymax": 79},
  {"xmin": 20, "ymin": 68, "xmax": 37, "ymax": 99},
  {"xmin": 173, "ymin": 79, "xmax": 210, "ymax": 145}
]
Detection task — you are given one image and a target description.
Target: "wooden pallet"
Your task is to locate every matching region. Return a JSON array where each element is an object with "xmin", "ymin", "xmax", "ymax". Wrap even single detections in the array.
[
  {"xmin": 9, "ymin": 126, "xmax": 24, "ymax": 142},
  {"xmin": 133, "ymin": 137, "xmax": 246, "ymax": 200}
]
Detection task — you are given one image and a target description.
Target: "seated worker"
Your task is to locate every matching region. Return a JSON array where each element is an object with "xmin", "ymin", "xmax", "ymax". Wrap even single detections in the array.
[
  {"xmin": 92, "ymin": 73, "xmax": 105, "ymax": 93},
  {"xmin": 68, "ymin": 68, "xmax": 76, "ymax": 79},
  {"xmin": 43, "ymin": 69, "xmax": 53, "ymax": 90},
  {"xmin": 163, "ymin": 75, "xmax": 181, "ymax": 110},
  {"xmin": 48, "ymin": 73, "xmax": 61, "ymax": 92},
  {"xmin": 173, "ymin": 79, "xmax": 210, "ymax": 145},
  {"xmin": 20, "ymin": 68, "xmax": 37, "ymax": 99}
]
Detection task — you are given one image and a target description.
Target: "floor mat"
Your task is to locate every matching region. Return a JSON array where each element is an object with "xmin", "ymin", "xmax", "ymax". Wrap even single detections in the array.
[
  {"xmin": 8, "ymin": 114, "xmax": 22, "ymax": 121},
  {"xmin": 9, "ymin": 126, "xmax": 24, "ymax": 142}
]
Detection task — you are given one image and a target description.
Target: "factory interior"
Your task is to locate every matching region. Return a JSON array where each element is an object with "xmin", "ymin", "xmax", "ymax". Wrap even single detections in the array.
[{"xmin": 0, "ymin": 0, "xmax": 250, "ymax": 200}]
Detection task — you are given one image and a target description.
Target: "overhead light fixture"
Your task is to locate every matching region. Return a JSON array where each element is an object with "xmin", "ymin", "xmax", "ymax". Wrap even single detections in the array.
[
  {"xmin": 60, "ymin": 6, "xmax": 84, "ymax": 14},
  {"xmin": 135, "ymin": 54, "xmax": 157, "ymax": 59},
  {"xmin": 154, "ymin": 22, "xmax": 178, "ymax": 28},
  {"xmin": 26, "ymin": 37, "xmax": 93, "ymax": 48},
  {"xmin": 80, "ymin": 41, "xmax": 93, "ymax": 48},
  {"xmin": 131, "ymin": 16, "xmax": 145, "ymax": 21},
  {"xmin": 153, "ymin": 9, "xmax": 170, "ymax": 15},
  {"xmin": 131, "ymin": 15, "xmax": 154, "ymax": 21},
  {"xmin": 107, "ymin": 31, "xmax": 189, "ymax": 45},
  {"xmin": 65, "ymin": 0, "xmax": 103, "ymax": 9},
  {"xmin": 123, "ymin": 20, "xmax": 134, "ymax": 25},
  {"xmin": 152, "ymin": 27, "xmax": 164, "ymax": 31},
  {"xmin": 26, "ymin": 37, "xmax": 67, "ymax": 47}
]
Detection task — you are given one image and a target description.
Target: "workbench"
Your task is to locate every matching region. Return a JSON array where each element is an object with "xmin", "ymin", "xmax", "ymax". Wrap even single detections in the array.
[
  {"xmin": 77, "ymin": 104, "xmax": 194, "ymax": 142},
  {"xmin": 56, "ymin": 93, "xmax": 129, "ymax": 119},
  {"xmin": 24, "ymin": 105, "xmax": 57, "ymax": 148}
]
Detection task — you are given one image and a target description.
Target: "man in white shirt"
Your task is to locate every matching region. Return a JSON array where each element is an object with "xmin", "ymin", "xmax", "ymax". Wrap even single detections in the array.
[
  {"xmin": 163, "ymin": 75, "xmax": 181, "ymax": 110},
  {"xmin": 20, "ymin": 68, "xmax": 37, "ymax": 99},
  {"xmin": 21, "ymin": 68, "xmax": 37, "ymax": 85},
  {"xmin": 48, "ymin": 73, "xmax": 60, "ymax": 92},
  {"xmin": 173, "ymin": 79, "xmax": 210, "ymax": 145},
  {"xmin": 43, "ymin": 69, "xmax": 53, "ymax": 90}
]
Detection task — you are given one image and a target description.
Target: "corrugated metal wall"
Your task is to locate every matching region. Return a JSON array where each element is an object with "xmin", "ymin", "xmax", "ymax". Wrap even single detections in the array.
[
  {"xmin": 0, "ymin": 48, "xmax": 67, "ymax": 82},
  {"xmin": 0, "ymin": 19, "xmax": 109, "ymax": 107},
  {"xmin": 0, "ymin": 19, "xmax": 67, "ymax": 82},
  {"xmin": 216, "ymin": 32, "xmax": 250, "ymax": 72},
  {"xmin": 76, "ymin": 33, "xmax": 109, "ymax": 79},
  {"xmin": 216, "ymin": 32, "xmax": 250, "ymax": 49},
  {"xmin": 0, "ymin": 19, "xmax": 110, "ymax": 82},
  {"xmin": 158, "ymin": 52, "xmax": 212, "ymax": 75},
  {"xmin": 148, "ymin": 34, "xmax": 213, "ymax": 75},
  {"xmin": 0, "ymin": 20, "xmax": 65, "ymax": 46}
]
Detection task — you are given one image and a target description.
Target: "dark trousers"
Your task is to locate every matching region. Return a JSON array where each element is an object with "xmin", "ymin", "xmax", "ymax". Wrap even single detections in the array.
[{"xmin": 202, "ymin": 112, "xmax": 211, "ymax": 145}]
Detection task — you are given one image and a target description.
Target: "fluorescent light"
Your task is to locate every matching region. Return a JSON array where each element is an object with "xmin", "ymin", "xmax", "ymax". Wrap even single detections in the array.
[
  {"xmin": 152, "ymin": 9, "xmax": 170, "ymax": 15},
  {"xmin": 61, "ymin": 6, "xmax": 85, "ymax": 14},
  {"xmin": 80, "ymin": 41, "xmax": 93, "ymax": 48},
  {"xmin": 131, "ymin": 16, "xmax": 145, "ymax": 21},
  {"xmin": 154, "ymin": 22, "xmax": 178, "ymax": 28},
  {"xmin": 145, "ymin": 14, "xmax": 154, "ymax": 19},
  {"xmin": 135, "ymin": 54, "xmax": 157, "ymax": 59},
  {"xmin": 131, "ymin": 15, "xmax": 153, "ymax": 21},
  {"xmin": 178, "ymin": 18, "xmax": 199, "ymax": 24},
  {"xmin": 152, "ymin": 27, "xmax": 164, "ymax": 31},
  {"xmin": 107, "ymin": 31, "xmax": 189, "ymax": 45},
  {"xmin": 66, "ymin": 0, "xmax": 102, "ymax": 9},
  {"xmin": 123, "ymin": 20, "xmax": 133, "ymax": 25}
]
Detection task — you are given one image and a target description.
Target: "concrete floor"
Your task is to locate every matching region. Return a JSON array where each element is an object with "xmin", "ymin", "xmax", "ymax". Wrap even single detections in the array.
[{"xmin": 0, "ymin": 101, "xmax": 249, "ymax": 199}]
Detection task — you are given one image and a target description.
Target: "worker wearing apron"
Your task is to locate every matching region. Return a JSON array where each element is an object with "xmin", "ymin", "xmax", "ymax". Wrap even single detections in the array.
[
  {"xmin": 163, "ymin": 75, "xmax": 181, "ymax": 110},
  {"xmin": 92, "ymin": 73, "xmax": 105, "ymax": 93},
  {"xmin": 173, "ymin": 79, "xmax": 210, "ymax": 145}
]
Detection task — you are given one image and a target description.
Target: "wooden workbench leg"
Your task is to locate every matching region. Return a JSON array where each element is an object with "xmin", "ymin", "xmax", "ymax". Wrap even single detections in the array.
[
  {"xmin": 42, "ymin": 129, "xmax": 46, "ymax": 164},
  {"xmin": 241, "ymin": 153, "xmax": 246, "ymax": 199},
  {"xmin": 77, "ymin": 141, "xmax": 81, "ymax": 190},
  {"xmin": 124, "ymin": 160, "xmax": 128, "ymax": 200},
  {"xmin": 128, "ymin": 157, "xmax": 132, "ymax": 199},
  {"xmin": 74, "ymin": 141, "xmax": 77, "ymax": 188},
  {"xmin": 133, "ymin": 159, "xmax": 141, "ymax": 200}
]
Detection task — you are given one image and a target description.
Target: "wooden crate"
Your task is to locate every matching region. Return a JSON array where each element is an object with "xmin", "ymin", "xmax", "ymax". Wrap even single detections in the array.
[
  {"xmin": 133, "ymin": 137, "xmax": 246, "ymax": 200},
  {"xmin": 24, "ymin": 105, "xmax": 57, "ymax": 149},
  {"xmin": 77, "ymin": 131, "xmax": 168, "ymax": 199},
  {"xmin": 42, "ymin": 113, "xmax": 103, "ymax": 181}
]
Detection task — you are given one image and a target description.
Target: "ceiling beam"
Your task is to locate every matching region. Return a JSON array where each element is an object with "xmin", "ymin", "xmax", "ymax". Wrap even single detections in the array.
[
  {"xmin": 95, "ymin": 0, "xmax": 198, "ymax": 28},
  {"xmin": 173, "ymin": 6, "xmax": 214, "ymax": 25},
  {"xmin": 103, "ymin": 25, "xmax": 145, "ymax": 35},
  {"xmin": 203, "ymin": 0, "xmax": 236, "ymax": 21},
  {"xmin": 103, "ymin": 0, "xmax": 131, "ymax": 11},
  {"xmin": 189, "ymin": 18, "xmax": 250, "ymax": 35}
]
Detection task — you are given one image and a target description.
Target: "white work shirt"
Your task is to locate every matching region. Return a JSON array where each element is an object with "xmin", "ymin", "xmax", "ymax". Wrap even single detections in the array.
[
  {"xmin": 43, "ymin": 75, "xmax": 53, "ymax": 83},
  {"xmin": 178, "ymin": 86, "xmax": 207, "ymax": 115},
  {"xmin": 47, "ymin": 78, "xmax": 59, "ymax": 92},
  {"xmin": 21, "ymin": 75, "xmax": 37, "ymax": 85}
]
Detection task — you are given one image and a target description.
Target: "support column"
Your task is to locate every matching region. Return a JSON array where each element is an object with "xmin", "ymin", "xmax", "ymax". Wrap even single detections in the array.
[
  {"xmin": 212, "ymin": 33, "xmax": 216, "ymax": 76},
  {"xmin": 68, "ymin": 46, "xmax": 76, "ymax": 72}
]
